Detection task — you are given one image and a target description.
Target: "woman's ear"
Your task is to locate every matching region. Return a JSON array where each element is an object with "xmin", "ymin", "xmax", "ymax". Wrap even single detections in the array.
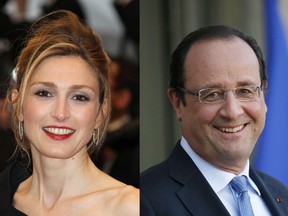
[
  {"xmin": 11, "ymin": 88, "xmax": 23, "ymax": 121},
  {"xmin": 94, "ymin": 98, "xmax": 110, "ymax": 129}
]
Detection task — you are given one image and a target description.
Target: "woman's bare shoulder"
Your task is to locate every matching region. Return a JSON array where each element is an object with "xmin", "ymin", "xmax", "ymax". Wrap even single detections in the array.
[
  {"xmin": 95, "ymin": 173, "xmax": 139, "ymax": 215},
  {"xmin": 114, "ymin": 184, "xmax": 139, "ymax": 215}
]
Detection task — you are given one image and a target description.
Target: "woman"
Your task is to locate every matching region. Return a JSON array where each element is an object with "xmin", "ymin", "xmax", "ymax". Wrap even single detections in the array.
[{"xmin": 0, "ymin": 10, "xmax": 139, "ymax": 215}]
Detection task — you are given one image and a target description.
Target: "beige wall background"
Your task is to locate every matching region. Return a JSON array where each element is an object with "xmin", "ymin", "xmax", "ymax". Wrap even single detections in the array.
[{"xmin": 140, "ymin": 0, "xmax": 264, "ymax": 171}]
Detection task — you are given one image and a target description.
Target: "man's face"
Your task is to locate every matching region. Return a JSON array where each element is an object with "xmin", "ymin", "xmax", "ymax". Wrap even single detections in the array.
[{"xmin": 169, "ymin": 38, "xmax": 267, "ymax": 173}]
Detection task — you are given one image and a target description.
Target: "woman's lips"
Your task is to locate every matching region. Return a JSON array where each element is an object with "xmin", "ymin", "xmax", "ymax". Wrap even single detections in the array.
[{"xmin": 43, "ymin": 126, "xmax": 75, "ymax": 141}]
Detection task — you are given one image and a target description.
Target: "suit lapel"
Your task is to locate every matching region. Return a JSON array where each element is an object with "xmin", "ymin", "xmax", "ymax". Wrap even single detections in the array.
[
  {"xmin": 168, "ymin": 143, "xmax": 230, "ymax": 216},
  {"xmin": 250, "ymin": 169, "xmax": 285, "ymax": 215}
]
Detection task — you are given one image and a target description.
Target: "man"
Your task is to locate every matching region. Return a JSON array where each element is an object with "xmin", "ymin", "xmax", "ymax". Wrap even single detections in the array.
[{"xmin": 140, "ymin": 25, "xmax": 288, "ymax": 215}]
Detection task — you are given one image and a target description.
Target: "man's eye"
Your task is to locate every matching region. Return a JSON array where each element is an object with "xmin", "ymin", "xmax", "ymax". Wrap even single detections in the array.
[
  {"xmin": 203, "ymin": 90, "xmax": 223, "ymax": 99},
  {"xmin": 207, "ymin": 92, "xmax": 220, "ymax": 98},
  {"xmin": 35, "ymin": 90, "xmax": 52, "ymax": 97},
  {"xmin": 236, "ymin": 87, "xmax": 254, "ymax": 97},
  {"xmin": 73, "ymin": 95, "xmax": 89, "ymax": 102}
]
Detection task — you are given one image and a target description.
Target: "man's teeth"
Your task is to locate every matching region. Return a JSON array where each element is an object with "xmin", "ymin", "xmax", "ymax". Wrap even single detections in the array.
[
  {"xmin": 43, "ymin": 127, "xmax": 74, "ymax": 135},
  {"xmin": 218, "ymin": 125, "xmax": 244, "ymax": 133}
]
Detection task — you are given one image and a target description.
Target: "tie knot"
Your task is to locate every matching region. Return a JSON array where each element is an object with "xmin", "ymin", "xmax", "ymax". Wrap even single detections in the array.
[{"xmin": 230, "ymin": 176, "xmax": 248, "ymax": 195}]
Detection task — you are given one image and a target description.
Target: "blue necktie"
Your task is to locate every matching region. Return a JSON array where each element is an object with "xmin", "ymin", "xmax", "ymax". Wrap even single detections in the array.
[{"xmin": 230, "ymin": 176, "xmax": 254, "ymax": 216}]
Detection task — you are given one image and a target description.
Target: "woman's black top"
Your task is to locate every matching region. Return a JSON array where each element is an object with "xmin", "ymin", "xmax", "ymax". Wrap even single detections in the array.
[{"xmin": 0, "ymin": 161, "xmax": 31, "ymax": 215}]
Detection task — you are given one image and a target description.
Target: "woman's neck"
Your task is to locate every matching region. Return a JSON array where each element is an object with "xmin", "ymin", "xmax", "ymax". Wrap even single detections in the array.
[{"xmin": 24, "ymin": 153, "xmax": 100, "ymax": 209}]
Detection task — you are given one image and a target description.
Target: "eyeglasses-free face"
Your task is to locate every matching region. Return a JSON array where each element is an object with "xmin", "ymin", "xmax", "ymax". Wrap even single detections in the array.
[
  {"xmin": 176, "ymin": 85, "xmax": 263, "ymax": 104},
  {"xmin": 20, "ymin": 55, "xmax": 102, "ymax": 159}
]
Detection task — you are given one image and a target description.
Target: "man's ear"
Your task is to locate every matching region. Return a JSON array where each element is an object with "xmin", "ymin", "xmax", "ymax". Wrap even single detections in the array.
[
  {"xmin": 11, "ymin": 89, "xmax": 23, "ymax": 121},
  {"xmin": 167, "ymin": 88, "xmax": 182, "ymax": 121}
]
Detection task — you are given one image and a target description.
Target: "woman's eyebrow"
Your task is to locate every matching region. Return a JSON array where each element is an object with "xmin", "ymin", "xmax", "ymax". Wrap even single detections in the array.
[
  {"xmin": 29, "ymin": 82, "xmax": 55, "ymax": 88},
  {"xmin": 29, "ymin": 82, "xmax": 96, "ymax": 91},
  {"xmin": 69, "ymin": 84, "xmax": 96, "ymax": 91}
]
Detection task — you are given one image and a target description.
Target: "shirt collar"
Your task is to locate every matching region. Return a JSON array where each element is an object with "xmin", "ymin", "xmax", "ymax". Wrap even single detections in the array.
[{"xmin": 180, "ymin": 137, "xmax": 261, "ymax": 195}]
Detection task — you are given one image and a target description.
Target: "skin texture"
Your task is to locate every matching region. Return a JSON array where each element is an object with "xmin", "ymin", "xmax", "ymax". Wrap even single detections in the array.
[
  {"xmin": 168, "ymin": 38, "xmax": 267, "ymax": 174},
  {"xmin": 13, "ymin": 56, "xmax": 139, "ymax": 216},
  {"xmin": 20, "ymin": 56, "xmax": 100, "ymax": 160}
]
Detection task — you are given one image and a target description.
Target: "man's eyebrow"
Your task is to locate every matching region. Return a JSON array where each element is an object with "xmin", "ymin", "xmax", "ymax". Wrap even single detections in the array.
[
  {"xmin": 200, "ymin": 80, "xmax": 260, "ymax": 89},
  {"xmin": 236, "ymin": 80, "xmax": 260, "ymax": 86}
]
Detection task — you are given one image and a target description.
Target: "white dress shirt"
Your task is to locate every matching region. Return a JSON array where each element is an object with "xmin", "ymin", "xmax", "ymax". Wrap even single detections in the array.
[{"xmin": 180, "ymin": 137, "xmax": 271, "ymax": 216}]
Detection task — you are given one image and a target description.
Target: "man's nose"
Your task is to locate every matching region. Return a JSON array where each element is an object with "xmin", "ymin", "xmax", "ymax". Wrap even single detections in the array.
[{"xmin": 219, "ymin": 91, "xmax": 244, "ymax": 120}]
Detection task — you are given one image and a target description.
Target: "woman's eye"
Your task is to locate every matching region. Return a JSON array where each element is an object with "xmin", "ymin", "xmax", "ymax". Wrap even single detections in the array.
[
  {"xmin": 73, "ymin": 95, "xmax": 89, "ymax": 102},
  {"xmin": 35, "ymin": 90, "xmax": 52, "ymax": 97}
]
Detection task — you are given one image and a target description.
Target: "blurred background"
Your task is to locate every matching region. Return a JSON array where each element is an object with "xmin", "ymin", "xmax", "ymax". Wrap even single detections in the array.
[
  {"xmin": 0, "ymin": 0, "xmax": 139, "ymax": 187},
  {"xmin": 140, "ymin": 0, "xmax": 288, "ymax": 186}
]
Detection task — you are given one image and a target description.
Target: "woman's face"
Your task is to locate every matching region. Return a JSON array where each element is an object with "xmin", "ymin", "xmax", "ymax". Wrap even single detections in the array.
[{"xmin": 20, "ymin": 55, "xmax": 102, "ymax": 159}]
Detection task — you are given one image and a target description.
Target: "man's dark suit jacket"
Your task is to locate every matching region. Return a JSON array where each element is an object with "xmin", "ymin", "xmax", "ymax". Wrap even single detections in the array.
[{"xmin": 141, "ymin": 142, "xmax": 288, "ymax": 216}]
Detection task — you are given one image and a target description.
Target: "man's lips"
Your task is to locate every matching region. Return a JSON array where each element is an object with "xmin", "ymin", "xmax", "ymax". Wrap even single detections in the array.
[
  {"xmin": 43, "ymin": 126, "xmax": 75, "ymax": 140},
  {"xmin": 215, "ymin": 124, "xmax": 246, "ymax": 133}
]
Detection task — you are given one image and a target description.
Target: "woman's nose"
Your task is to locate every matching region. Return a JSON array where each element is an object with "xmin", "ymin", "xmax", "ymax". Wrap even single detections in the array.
[{"xmin": 51, "ymin": 97, "xmax": 71, "ymax": 121}]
